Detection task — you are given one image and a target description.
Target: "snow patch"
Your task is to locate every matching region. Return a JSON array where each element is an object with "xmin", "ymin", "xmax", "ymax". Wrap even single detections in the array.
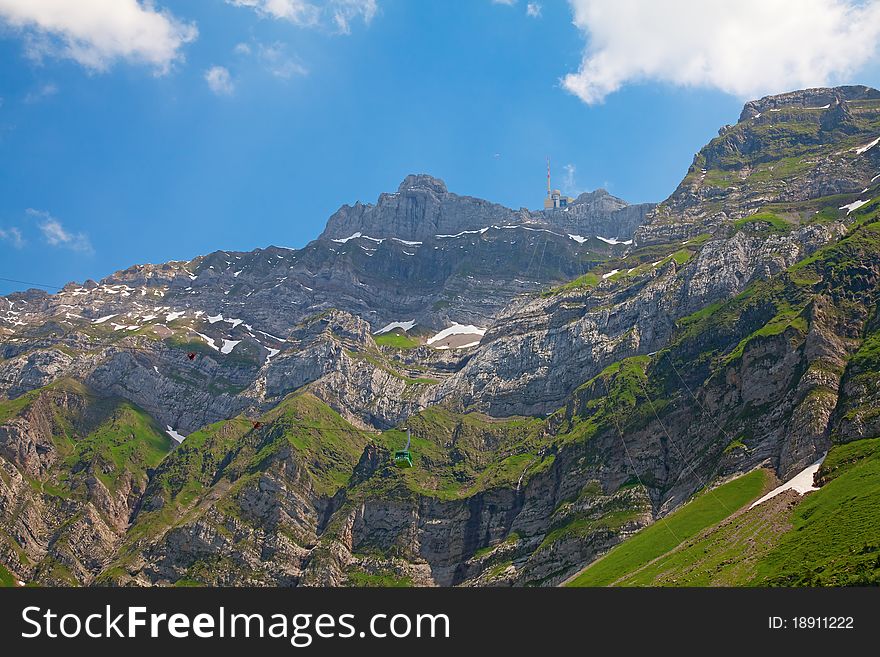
[
  {"xmin": 567, "ymin": 234, "xmax": 588, "ymax": 244},
  {"xmin": 255, "ymin": 328, "xmax": 285, "ymax": 342},
  {"xmin": 602, "ymin": 269, "xmax": 620, "ymax": 279},
  {"xmin": 165, "ymin": 426, "xmax": 186, "ymax": 443},
  {"xmin": 220, "ymin": 339, "xmax": 241, "ymax": 355},
  {"xmin": 207, "ymin": 314, "xmax": 223, "ymax": 323},
  {"xmin": 596, "ymin": 236, "xmax": 633, "ymax": 246},
  {"xmin": 855, "ymin": 136, "xmax": 880, "ymax": 155},
  {"xmin": 436, "ymin": 227, "xmax": 489, "ymax": 238},
  {"xmin": 514, "ymin": 225, "xmax": 562, "ymax": 236},
  {"xmin": 165, "ymin": 311, "xmax": 185, "ymax": 322},
  {"xmin": 374, "ymin": 320, "xmax": 417, "ymax": 335},
  {"xmin": 427, "ymin": 323, "xmax": 486, "ymax": 345},
  {"xmin": 92, "ymin": 314, "xmax": 116, "ymax": 324},
  {"xmin": 194, "ymin": 332, "xmax": 219, "ymax": 350},
  {"xmin": 331, "ymin": 232, "xmax": 385, "ymax": 244},
  {"xmin": 839, "ymin": 199, "xmax": 869, "ymax": 214},
  {"xmin": 749, "ymin": 454, "xmax": 826, "ymax": 509},
  {"xmin": 391, "ymin": 238, "xmax": 422, "ymax": 246}
]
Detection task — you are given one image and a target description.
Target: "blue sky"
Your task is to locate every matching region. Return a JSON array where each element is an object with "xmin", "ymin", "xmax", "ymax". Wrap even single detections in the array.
[{"xmin": 1, "ymin": 0, "xmax": 879, "ymax": 294}]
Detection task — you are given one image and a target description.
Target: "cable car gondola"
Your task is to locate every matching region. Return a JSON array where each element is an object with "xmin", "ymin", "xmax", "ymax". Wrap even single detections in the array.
[{"xmin": 393, "ymin": 427, "xmax": 413, "ymax": 468}]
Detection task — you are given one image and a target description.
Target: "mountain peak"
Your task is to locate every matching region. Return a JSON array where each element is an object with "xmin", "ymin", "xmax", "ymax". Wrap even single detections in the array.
[
  {"xmin": 738, "ymin": 84, "xmax": 880, "ymax": 122},
  {"xmin": 397, "ymin": 174, "xmax": 448, "ymax": 195}
]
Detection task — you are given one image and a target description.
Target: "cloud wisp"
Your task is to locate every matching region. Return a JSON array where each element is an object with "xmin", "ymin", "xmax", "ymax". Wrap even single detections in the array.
[
  {"xmin": 227, "ymin": 0, "xmax": 377, "ymax": 34},
  {"xmin": 255, "ymin": 42, "xmax": 309, "ymax": 79},
  {"xmin": 205, "ymin": 66, "xmax": 235, "ymax": 95},
  {"xmin": 0, "ymin": 226, "xmax": 24, "ymax": 248},
  {"xmin": 27, "ymin": 209, "xmax": 93, "ymax": 254},
  {"xmin": 22, "ymin": 82, "xmax": 58, "ymax": 104},
  {"xmin": 563, "ymin": 0, "xmax": 880, "ymax": 104},
  {"xmin": 562, "ymin": 163, "xmax": 580, "ymax": 196}
]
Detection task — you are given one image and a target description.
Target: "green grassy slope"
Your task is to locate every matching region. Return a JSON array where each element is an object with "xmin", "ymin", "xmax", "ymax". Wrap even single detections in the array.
[
  {"xmin": 581, "ymin": 437, "xmax": 880, "ymax": 586},
  {"xmin": 0, "ymin": 380, "xmax": 174, "ymax": 585},
  {"xmin": 677, "ymin": 98, "xmax": 880, "ymax": 197},
  {"xmin": 0, "ymin": 379, "xmax": 173, "ymax": 499},
  {"xmin": 110, "ymin": 390, "xmax": 374, "ymax": 570},
  {"xmin": 567, "ymin": 468, "xmax": 769, "ymax": 586},
  {"xmin": 0, "ymin": 562, "xmax": 15, "ymax": 587},
  {"xmin": 374, "ymin": 330, "xmax": 420, "ymax": 349},
  {"xmin": 359, "ymin": 407, "xmax": 547, "ymax": 501},
  {"xmin": 753, "ymin": 437, "xmax": 880, "ymax": 586}
]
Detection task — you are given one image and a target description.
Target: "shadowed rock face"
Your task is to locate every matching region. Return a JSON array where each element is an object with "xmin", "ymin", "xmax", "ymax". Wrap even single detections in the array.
[
  {"xmin": 1, "ymin": 85, "xmax": 880, "ymax": 588},
  {"xmin": 320, "ymin": 174, "xmax": 521, "ymax": 243},
  {"xmin": 321, "ymin": 173, "xmax": 653, "ymax": 243}
]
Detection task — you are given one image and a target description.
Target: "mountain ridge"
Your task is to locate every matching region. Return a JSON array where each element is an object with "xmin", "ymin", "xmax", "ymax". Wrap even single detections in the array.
[
  {"xmin": 320, "ymin": 173, "xmax": 654, "ymax": 243},
  {"xmin": 1, "ymin": 84, "xmax": 879, "ymax": 587}
]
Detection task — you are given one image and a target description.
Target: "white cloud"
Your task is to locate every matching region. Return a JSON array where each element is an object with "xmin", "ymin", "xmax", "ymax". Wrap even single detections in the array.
[
  {"xmin": 0, "ymin": 226, "xmax": 24, "ymax": 248},
  {"xmin": 563, "ymin": 0, "xmax": 880, "ymax": 104},
  {"xmin": 232, "ymin": 41, "xmax": 309, "ymax": 80},
  {"xmin": 227, "ymin": 0, "xmax": 376, "ymax": 32},
  {"xmin": 23, "ymin": 82, "xmax": 57, "ymax": 104},
  {"xmin": 257, "ymin": 42, "xmax": 308, "ymax": 78},
  {"xmin": 227, "ymin": 0, "xmax": 319, "ymax": 25},
  {"xmin": 205, "ymin": 66, "xmax": 235, "ymax": 95},
  {"xmin": 526, "ymin": 3, "xmax": 541, "ymax": 17},
  {"xmin": 492, "ymin": 0, "xmax": 517, "ymax": 5},
  {"xmin": 330, "ymin": 0, "xmax": 377, "ymax": 34},
  {"xmin": 27, "ymin": 209, "xmax": 93, "ymax": 253},
  {"xmin": 0, "ymin": 0, "xmax": 197, "ymax": 74},
  {"xmin": 562, "ymin": 163, "xmax": 579, "ymax": 195}
]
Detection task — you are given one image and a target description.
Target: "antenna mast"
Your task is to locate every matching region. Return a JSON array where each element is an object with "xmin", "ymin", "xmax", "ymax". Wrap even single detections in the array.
[{"xmin": 546, "ymin": 156, "xmax": 551, "ymax": 195}]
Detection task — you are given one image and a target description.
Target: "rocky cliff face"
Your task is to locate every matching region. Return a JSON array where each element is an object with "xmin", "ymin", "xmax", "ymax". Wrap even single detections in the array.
[
  {"xmin": 639, "ymin": 84, "xmax": 880, "ymax": 244},
  {"xmin": 321, "ymin": 174, "xmax": 652, "ymax": 243},
  {"xmin": 320, "ymin": 174, "xmax": 520, "ymax": 242},
  {"xmin": 434, "ymin": 221, "xmax": 848, "ymax": 416},
  {"xmin": 437, "ymin": 84, "xmax": 880, "ymax": 417},
  {"xmin": 548, "ymin": 189, "xmax": 653, "ymax": 239},
  {"xmin": 1, "ymin": 85, "xmax": 879, "ymax": 588},
  {"xmin": 0, "ymin": 383, "xmax": 172, "ymax": 585},
  {"xmin": 0, "ymin": 175, "xmax": 644, "ymax": 436}
]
